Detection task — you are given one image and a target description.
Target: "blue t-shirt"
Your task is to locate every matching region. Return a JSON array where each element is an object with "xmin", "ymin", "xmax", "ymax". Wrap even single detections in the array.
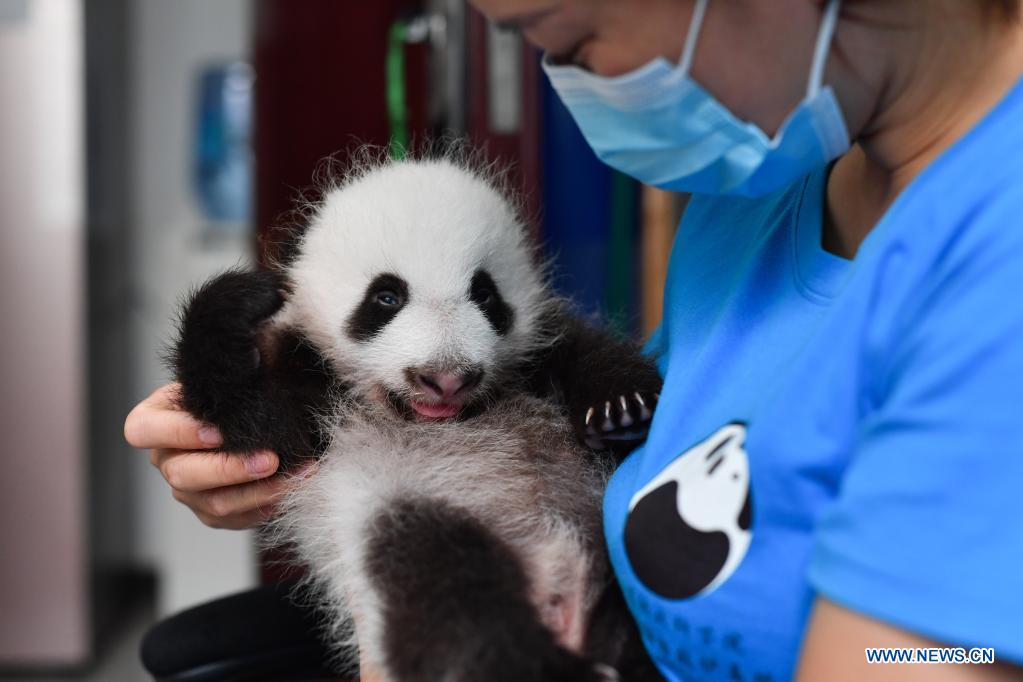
[{"xmin": 605, "ymin": 77, "xmax": 1023, "ymax": 682}]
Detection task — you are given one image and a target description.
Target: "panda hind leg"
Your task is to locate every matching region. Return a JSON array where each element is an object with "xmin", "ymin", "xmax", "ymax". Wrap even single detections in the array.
[{"xmin": 363, "ymin": 498, "xmax": 608, "ymax": 682}]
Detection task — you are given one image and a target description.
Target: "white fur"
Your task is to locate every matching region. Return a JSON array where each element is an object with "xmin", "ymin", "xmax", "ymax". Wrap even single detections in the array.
[{"xmin": 278, "ymin": 158, "xmax": 552, "ymax": 401}]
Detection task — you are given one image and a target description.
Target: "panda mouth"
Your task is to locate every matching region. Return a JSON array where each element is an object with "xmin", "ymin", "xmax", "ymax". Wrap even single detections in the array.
[
  {"xmin": 407, "ymin": 399, "xmax": 463, "ymax": 420},
  {"xmin": 384, "ymin": 389, "xmax": 488, "ymax": 422}
]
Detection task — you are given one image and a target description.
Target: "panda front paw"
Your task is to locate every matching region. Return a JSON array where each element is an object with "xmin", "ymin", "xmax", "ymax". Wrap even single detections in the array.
[
  {"xmin": 175, "ymin": 269, "xmax": 288, "ymax": 393},
  {"xmin": 581, "ymin": 391, "xmax": 659, "ymax": 450}
]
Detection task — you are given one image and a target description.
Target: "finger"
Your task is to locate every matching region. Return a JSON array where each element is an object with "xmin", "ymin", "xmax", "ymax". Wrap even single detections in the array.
[
  {"xmin": 144, "ymin": 382, "xmax": 181, "ymax": 410},
  {"xmin": 156, "ymin": 449, "xmax": 279, "ymax": 493},
  {"xmin": 174, "ymin": 475, "xmax": 291, "ymax": 525},
  {"xmin": 125, "ymin": 384, "xmax": 223, "ymax": 450},
  {"xmin": 193, "ymin": 507, "xmax": 275, "ymax": 531}
]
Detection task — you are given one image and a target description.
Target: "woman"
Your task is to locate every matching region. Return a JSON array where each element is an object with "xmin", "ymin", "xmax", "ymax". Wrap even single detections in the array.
[{"xmin": 126, "ymin": 1, "xmax": 1023, "ymax": 679}]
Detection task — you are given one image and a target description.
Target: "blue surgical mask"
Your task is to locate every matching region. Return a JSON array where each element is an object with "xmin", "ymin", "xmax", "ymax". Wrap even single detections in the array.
[{"xmin": 542, "ymin": 0, "xmax": 849, "ymax": 197}]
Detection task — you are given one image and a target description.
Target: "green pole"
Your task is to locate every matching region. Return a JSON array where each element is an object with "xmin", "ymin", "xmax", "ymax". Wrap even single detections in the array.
[{"xmin": 386, "ymin": 19, "xmax": 409, "ymax": 160}]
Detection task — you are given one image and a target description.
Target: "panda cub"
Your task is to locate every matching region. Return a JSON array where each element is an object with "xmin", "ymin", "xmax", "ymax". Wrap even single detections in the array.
[{"xmin": 172, "ymin": 152, "xmax": 663, "ymax": 682}]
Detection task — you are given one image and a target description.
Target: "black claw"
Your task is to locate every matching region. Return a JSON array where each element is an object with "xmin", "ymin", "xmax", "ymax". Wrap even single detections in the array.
[
  {"xmin": 618, "ymin": 394, "xmax": 634, "ymax": 428},
  {"xmin": 634, "ymin": 391, "xmax": 653, "ymax": 421},
  {"xmin": 600, "ymin": 400, "xmax": 615, "ymax": 432},
  {"xmin": 592, "ymin": 663, "xmax": 622, "ymax": 682},
  {"xmin": 577, "ymin": 388, "xmax": 659, "ymax": 451}
]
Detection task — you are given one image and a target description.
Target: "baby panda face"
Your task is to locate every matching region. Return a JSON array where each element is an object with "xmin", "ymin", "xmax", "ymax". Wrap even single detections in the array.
[{"xmin": 280, "ymin": 158, "xmax": 549, "ymax": 420}]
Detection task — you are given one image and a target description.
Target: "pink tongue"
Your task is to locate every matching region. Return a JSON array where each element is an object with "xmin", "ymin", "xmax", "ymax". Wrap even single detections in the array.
[{"xmin": 410, "ymin": 400, "xmax": 461, "ymax": 419}]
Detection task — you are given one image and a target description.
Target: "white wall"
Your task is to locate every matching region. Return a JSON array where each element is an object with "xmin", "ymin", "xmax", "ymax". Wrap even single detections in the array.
[
  {"xmin": 0, "ymin": 0, "xmax": 88, "ymax": 665},
  {"xmin": 126, "ymin": 0, "xmax": 258, "ymax": 616}
]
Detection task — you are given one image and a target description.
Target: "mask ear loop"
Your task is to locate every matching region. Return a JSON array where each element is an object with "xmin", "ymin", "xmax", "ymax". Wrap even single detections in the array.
[
  {"xmin": 806, "ymin": 0, "xmax": 841, "ymax": 98},
  {"xmin": 678, "ymin": 0, "xmax": 709, "ymax": 78}
]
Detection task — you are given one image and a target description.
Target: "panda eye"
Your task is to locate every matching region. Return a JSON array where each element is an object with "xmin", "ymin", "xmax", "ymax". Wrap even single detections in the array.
[
  {"xmin": 375, "ymin": 290, "xmax": 403, "ymax": 307},
  {"xmin": 472, "ymin": 286, "xmax": 494, "ymax": 305}
]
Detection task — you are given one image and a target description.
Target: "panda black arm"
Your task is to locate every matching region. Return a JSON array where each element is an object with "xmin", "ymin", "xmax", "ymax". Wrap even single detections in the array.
[
  {"xmin": 524, "ymin": 305, "xmax": 663, "ymax": 457},
  {"xmin": 171, "ymin": 269, "xmax": 337, "ymax": 468}
]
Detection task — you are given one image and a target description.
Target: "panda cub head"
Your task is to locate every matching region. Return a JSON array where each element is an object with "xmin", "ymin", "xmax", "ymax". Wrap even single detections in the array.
[{"xmin": 279, "ymin": 157, "xmax": 553, "ymax": 420}]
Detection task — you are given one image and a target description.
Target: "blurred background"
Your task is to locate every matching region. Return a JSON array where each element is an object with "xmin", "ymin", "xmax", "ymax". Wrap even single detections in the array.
[{"xmin": 0, "ymin": 0, "xmax": 683, "ymax": 678}]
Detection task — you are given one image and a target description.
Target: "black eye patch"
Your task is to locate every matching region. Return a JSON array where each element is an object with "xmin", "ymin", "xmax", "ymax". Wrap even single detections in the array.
[
  {"xmin": 469, "ymin": 269, "xmax": 513, "ymax": 336},
  {"xmin": 347, "ymin": 273, "xmax": 410, "ymax": 342}
]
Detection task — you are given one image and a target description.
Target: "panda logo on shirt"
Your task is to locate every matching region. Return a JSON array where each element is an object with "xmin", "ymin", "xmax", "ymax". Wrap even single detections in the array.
[{"xmin": 624, "ymin": 422, "xmax": 753, "ymax": 600}]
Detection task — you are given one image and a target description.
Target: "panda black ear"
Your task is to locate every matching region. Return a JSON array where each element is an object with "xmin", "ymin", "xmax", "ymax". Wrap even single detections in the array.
[
  {"xmin": 469, "ymin": 269, "xmax": 513, "ymax": 336},
  {"xmin": 347, "ymin": 273, "xmax": 410, "ymax": 341}
]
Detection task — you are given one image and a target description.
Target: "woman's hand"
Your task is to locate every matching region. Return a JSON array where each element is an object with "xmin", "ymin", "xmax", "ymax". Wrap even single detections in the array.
[{"xmin": 124, "ymin": 383, "xmax": 288, "ymax": 530}]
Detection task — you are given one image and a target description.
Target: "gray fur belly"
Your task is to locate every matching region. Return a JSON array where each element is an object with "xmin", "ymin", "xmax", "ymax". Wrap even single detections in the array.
[{"xmin": 272, "ymin": 392, "xmax": 613, "ymax": 658}]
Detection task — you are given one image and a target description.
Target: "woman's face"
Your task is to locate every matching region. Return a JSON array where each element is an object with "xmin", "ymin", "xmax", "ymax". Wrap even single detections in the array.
[
  {"xmin": 469, "ymin": 0, "xmax": 840, "ymax": 137},
  {"xmin": 473, "ymin": 0, "xmax": 686, "ymax": 77}
]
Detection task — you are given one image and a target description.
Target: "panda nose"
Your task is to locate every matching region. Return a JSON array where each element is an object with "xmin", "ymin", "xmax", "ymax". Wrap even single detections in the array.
[{"xmin": 415, "ymin": 370, "xmax": 483, "ymax": 401}]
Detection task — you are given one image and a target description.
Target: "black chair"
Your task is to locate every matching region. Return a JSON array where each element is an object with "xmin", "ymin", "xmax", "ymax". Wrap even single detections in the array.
[{"xmin": 140, "ymin": 582, "xmax": 349, "ymax": 681}]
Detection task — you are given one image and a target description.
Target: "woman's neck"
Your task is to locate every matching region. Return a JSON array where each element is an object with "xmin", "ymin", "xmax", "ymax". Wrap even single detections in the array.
[{"xmin": 824, "ymin": 8, "xmax": 1023, "ymax": 259}]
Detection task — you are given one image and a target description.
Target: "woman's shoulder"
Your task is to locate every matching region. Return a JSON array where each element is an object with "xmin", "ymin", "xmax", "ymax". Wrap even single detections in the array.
[
  {"xmin": 878, "ymin": 153, "xmax": 1023, "ymax": 291},
  {"xmin": 867, "ymin": 76, "xmax": 1023, "ymax": 296},
  {"xmin": 898, "ymin": 76, "xmax": 1023, "ymax": 243}
]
